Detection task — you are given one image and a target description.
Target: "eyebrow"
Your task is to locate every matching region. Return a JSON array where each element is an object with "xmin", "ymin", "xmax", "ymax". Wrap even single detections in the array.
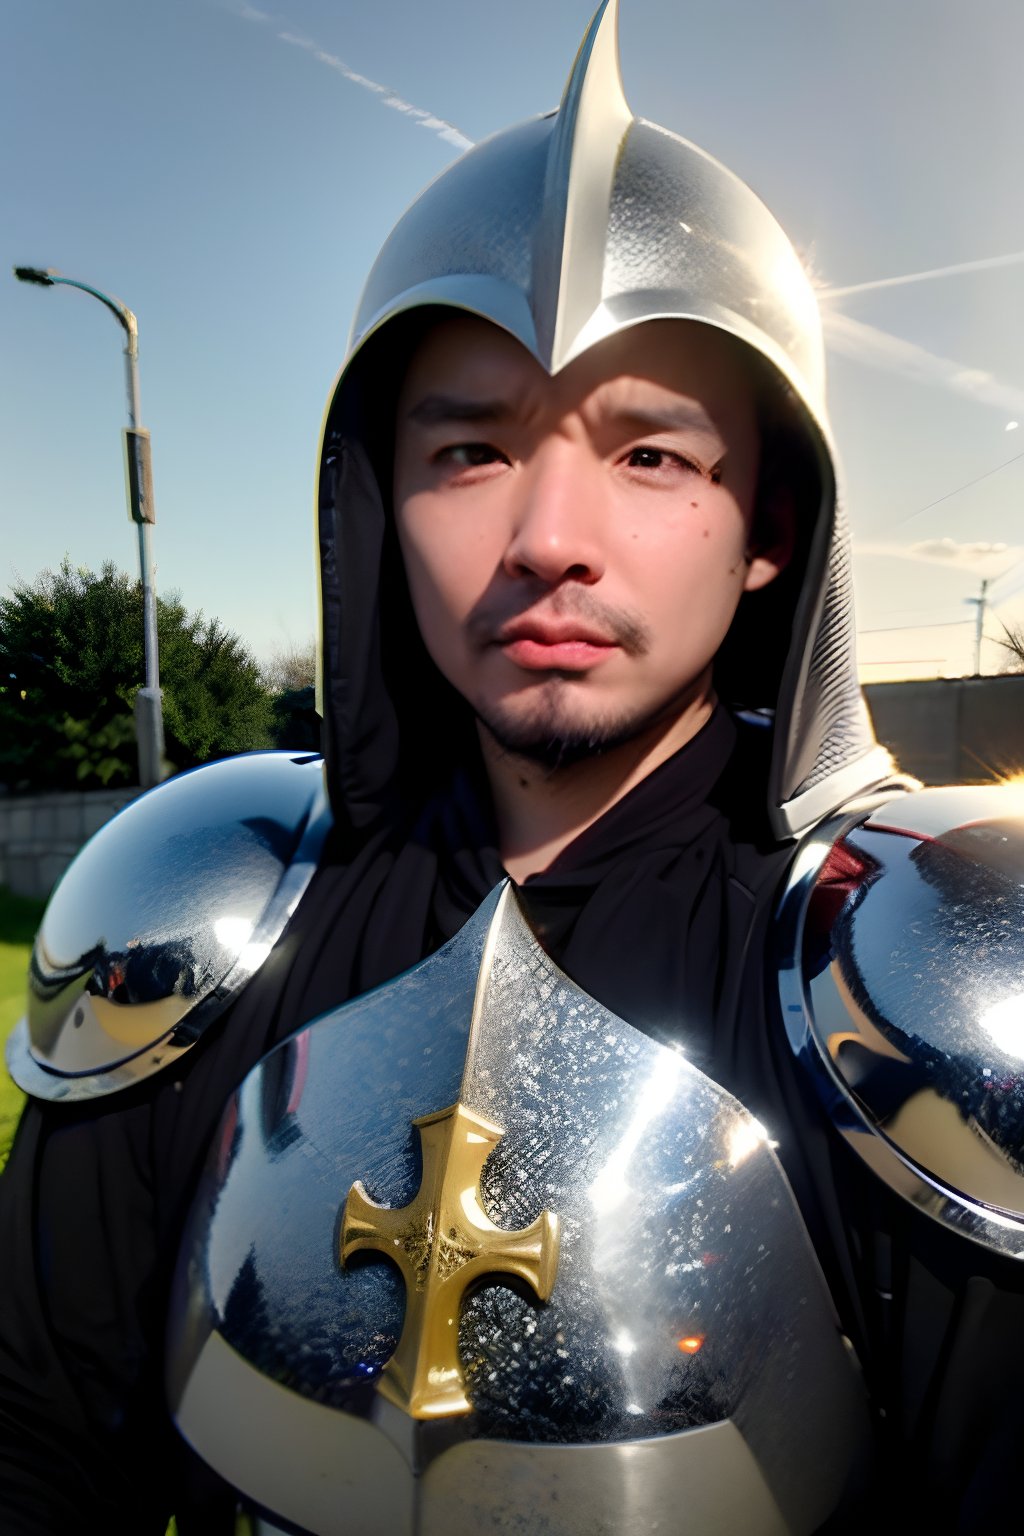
[
  {"xmin": 405, "ymin": 394, "xmax": 723, "ymax": 441},
  {"xmin": 406, "ymin": 394, "xmax": 514, "ymax": 427},
  {"xmin": 613, "ymin": 404, "xmax": 720, "ymax": 437}
]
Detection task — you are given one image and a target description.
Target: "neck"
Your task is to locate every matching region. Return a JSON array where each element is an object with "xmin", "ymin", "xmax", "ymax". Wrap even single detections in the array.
[{"xmin": 479, "ymin": 682, "xmax": 717, "ymax": 884}]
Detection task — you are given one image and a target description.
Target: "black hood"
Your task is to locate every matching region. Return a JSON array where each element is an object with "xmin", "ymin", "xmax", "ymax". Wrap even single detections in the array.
[{"xmin": 313, "ymin": 0, "xmax": 896, "ymax": 842}]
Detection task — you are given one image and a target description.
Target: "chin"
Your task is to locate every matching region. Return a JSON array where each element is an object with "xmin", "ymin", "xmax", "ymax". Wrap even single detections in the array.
[{"xmin": 476, "ymin": 688, "xmax": 664, "ymax": 771}]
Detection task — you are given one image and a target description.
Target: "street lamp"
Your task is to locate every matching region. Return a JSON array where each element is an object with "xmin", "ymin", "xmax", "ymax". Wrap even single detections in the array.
[{"xmin": 13, "ymin": 265, "xmax": 166, "ymax": 787}]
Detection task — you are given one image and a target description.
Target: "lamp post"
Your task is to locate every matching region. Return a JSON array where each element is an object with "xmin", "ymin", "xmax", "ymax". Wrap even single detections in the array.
[{"xmin": 13, "ymin": 265, "xmax": 165, "ymax": 787}]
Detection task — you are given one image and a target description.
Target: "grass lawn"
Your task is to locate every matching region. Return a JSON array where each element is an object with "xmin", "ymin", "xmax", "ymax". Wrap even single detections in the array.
[{"xmin": 0, "ymin": 886, "xmax": 43, "ymax": 1168}]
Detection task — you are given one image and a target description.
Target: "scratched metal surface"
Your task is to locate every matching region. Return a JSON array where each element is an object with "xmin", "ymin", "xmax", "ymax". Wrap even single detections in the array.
[
  {"xmin": 780, "ymin": 784, "xmax": 1024, "ymax": 1257},
  {"xmin": 171, "ymin": 881, "xmax": 861, "ymax": 1525}
]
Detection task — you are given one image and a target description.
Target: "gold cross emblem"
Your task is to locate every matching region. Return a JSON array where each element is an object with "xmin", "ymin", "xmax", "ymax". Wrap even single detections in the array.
[{"xmin": 340, "ymin": 1101, "xmax": 560, "ymax": 1419}]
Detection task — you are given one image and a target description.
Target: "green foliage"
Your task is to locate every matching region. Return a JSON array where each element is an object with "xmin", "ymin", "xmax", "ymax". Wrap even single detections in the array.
[
  {"xmin": 156, "ymin": 589, "xmax": 275, "ymax": 761},
  {"xmin": 262, "ymin": 641, "xmax": 320, "ymax": 749},
  {"xmin": 0, "ymin": 560, "xmax": 274, "ymax": 790},
  {"xmin": 270, "ymin": 684, "xmax": 321, "ymax": 751},
  {"xmin": 0, "ymin": 887, "xmax": 45, "ymax": 1171},
  {"xmin": 61, "ymin": 712, "xmax": 139, "ymax": 786}
]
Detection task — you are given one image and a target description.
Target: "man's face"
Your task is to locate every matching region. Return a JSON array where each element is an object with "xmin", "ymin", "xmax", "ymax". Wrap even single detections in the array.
[{"xmin": 394, "ymin": 315, "xmax": 786, "ymax": 766}]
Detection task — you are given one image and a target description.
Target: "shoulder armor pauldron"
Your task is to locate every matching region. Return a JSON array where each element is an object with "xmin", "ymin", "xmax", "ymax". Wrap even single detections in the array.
[
  {"xmin": 777, "ymin": 781, "xmax": 1024, "ymax": 1258},
  {"xmin": 5, "ymin": 751, "xmax": 332, "ymax": 1102}
]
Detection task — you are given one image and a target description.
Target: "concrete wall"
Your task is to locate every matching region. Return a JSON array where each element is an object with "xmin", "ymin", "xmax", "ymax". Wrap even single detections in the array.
[
  {"xmin": 0, "ymin": 786, "xmax": 141, "ymax": 901},
  {"xmin": 864, "ymin": 675, "xmax": 1024, "ymax": 786}
]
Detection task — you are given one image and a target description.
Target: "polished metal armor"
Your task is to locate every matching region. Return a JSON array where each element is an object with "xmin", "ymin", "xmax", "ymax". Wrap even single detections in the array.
[
  {"xmin": 169, "ymin": 883, "xmax": 870, "ymax": 1535},
  {"xmin": 5, "ymin": 751, "xmax": 330, "ymax": 1101},
  {"xmin": 778, "ymin": 780, "xmax": 1024, "ymax": 1261},
  {"xmin": 12, "ymin": 1, "xmax": 1022, "ymax": 1529}
]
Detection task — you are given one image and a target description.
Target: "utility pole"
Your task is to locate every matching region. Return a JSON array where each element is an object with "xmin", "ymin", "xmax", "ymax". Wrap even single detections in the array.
[
  {"xmin": 13, "ymin": 265, "xmax": 166, "ymax": 787},
  {"xmin": 965, "ymin": 577, "xmax": 989, "ymax": 677}
]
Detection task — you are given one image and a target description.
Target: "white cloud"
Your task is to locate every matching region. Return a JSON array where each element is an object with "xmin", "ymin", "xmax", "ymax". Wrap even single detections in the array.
[
  {"xmin": 910, "ymin": 538, "xmax": 1009, "ymax": 562},
  {"xmin": 856, "ymin": 539, "xmax": 1024, "ymax": 580}
]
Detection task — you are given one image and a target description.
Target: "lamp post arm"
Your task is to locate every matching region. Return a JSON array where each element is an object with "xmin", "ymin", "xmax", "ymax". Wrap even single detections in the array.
[
  {"xmin": 49, "ymin": 276, "xmax": 141, "ymax": 426},
  {"xmin": 44, "ymin": 275, "xmax": 138, "ymax": 360},
  {"xmin": 13, "ymin": 268, "xmax": 140, "ymax": 421}
]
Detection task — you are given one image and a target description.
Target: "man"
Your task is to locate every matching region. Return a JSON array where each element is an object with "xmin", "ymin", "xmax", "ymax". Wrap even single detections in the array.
[
  {"xmin": 4, "ymin": 2, "xmax": 1023, "ymax": 1531},
  {"xmin": 392, "ymin": 314, "xmax": 790, "ymax": 881}
]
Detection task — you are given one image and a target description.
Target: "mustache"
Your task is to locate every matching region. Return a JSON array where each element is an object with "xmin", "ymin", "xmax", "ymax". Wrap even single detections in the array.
[{"xmin": 465, "ymin": 585, "xmax": 651, "ymax": 657}]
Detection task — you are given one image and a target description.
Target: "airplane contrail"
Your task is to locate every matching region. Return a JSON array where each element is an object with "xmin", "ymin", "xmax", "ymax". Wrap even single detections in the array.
[
  {"xmin": 230, "ymin": 3, "xmax": 1024, "ymax": 426},
  {"xmin": 822, "ymin": 309, "xmax": 1024, "ymax": 417},
  {"xmin": 818, "ymin": 250, "xmax": 1024, "ymax": 299},
  {"xmin": 228, "ymin": 4, "xmax": 473, "ymax": 150}
]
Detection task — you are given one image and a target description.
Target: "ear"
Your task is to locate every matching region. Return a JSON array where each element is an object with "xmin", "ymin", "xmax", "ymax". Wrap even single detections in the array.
[{"xmin": 742, "ymin": 484, "xmax": 796, "ymax": 593}]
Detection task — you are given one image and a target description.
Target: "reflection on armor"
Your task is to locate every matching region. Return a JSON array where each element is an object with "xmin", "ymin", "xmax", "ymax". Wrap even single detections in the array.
[
  {"xmin": 779, "ymin": 782, "xmax": 1024, "ymax": 1257},
  {"xmin": 169, "ymin": 885, "xmax": 869, "ymax": 1536},
  {"xmin": 5, "ymin": 751, "xmax": 331, "ymax": 1101},
  {"xmin": 258, "ymin": 1031, "xmax": 311, "ymax": 1158}
]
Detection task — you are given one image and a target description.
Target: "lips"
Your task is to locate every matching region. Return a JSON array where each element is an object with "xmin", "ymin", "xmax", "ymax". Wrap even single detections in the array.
[{"xmin": 495, "ymin": 618, "xmax": 618, "ymax": 672}]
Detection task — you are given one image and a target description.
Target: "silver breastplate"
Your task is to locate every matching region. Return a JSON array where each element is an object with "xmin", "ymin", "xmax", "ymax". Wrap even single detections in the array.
[{"xmin": 168, "ymin": 882, "xmax": 869, "ymax": 1534}]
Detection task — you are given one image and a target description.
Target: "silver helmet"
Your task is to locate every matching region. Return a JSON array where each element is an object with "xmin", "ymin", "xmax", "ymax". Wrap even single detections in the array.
[{"xmin": 316, "ymin": 0, "xmax": 894, "ymax": 838}]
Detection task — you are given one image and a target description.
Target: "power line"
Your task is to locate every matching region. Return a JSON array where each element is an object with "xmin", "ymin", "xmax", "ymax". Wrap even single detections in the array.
[
  {"xmin": 886, "ymin": 448, "xmax": 1024, "ymax": 532},
  {"xmin": 988, "ymin": 555, "xmax": 1024, "ymax": 599},
  {"xmin": 859, "ymin": 618, "xmax": 972, "ymax": 634}
]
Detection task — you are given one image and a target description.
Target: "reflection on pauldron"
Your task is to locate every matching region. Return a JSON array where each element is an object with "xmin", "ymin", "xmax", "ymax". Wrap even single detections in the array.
[
  {"xmin": 5, "ymin": 750, "xmax": 330, "ymax": 1099},
  {"xmin": 783, "ymin": 781, "xmax": 1024, "ymax": 1255}
]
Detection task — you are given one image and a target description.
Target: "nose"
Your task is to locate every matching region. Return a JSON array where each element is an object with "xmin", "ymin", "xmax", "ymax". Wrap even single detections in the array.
[{"xmin": 501, "ymin": 443, "xmax": 607, "ymax": 586}]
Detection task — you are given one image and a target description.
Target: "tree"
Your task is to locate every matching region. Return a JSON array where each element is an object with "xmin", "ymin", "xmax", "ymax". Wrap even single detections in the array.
[
  {"xmin": 269, "ymin": 684, "xmax": 321, "ymax": 752},
  {"xmin": 261, "ymin": 639, "xmax": 316, "ymax": 694},
  {"xmin": 260, "ymin": 638, "xmax": 320, "ymax": 752},
  {"xmin": 998, "ymin": 622, "xmax": 1024, "ymax": 672},
  {"xmin": 0, "ymin": 560, "xmax": 275, "ymax": 791}
]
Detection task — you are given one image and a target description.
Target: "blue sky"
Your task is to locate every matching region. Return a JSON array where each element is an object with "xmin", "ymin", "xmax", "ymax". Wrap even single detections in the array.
[{"xmin": 3, "ymin": 0, "xmax": 1024, "ymax": 679}]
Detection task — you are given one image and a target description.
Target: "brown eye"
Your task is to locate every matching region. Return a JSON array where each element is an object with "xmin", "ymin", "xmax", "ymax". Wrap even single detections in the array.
[
  {"xmin": 624, "ymin": 446, "xmax": 720, "ymax": 482},
  {"xmin": 628, "ymin": 447, "xmax": 667, "ymax": 470},
  {"xmin": 445, "ymin": 443, "xmax": 506, "ymax": 467},
  {"xmin": 625, "ymin": 447, "xmax": 704, "ymax": 475}
]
